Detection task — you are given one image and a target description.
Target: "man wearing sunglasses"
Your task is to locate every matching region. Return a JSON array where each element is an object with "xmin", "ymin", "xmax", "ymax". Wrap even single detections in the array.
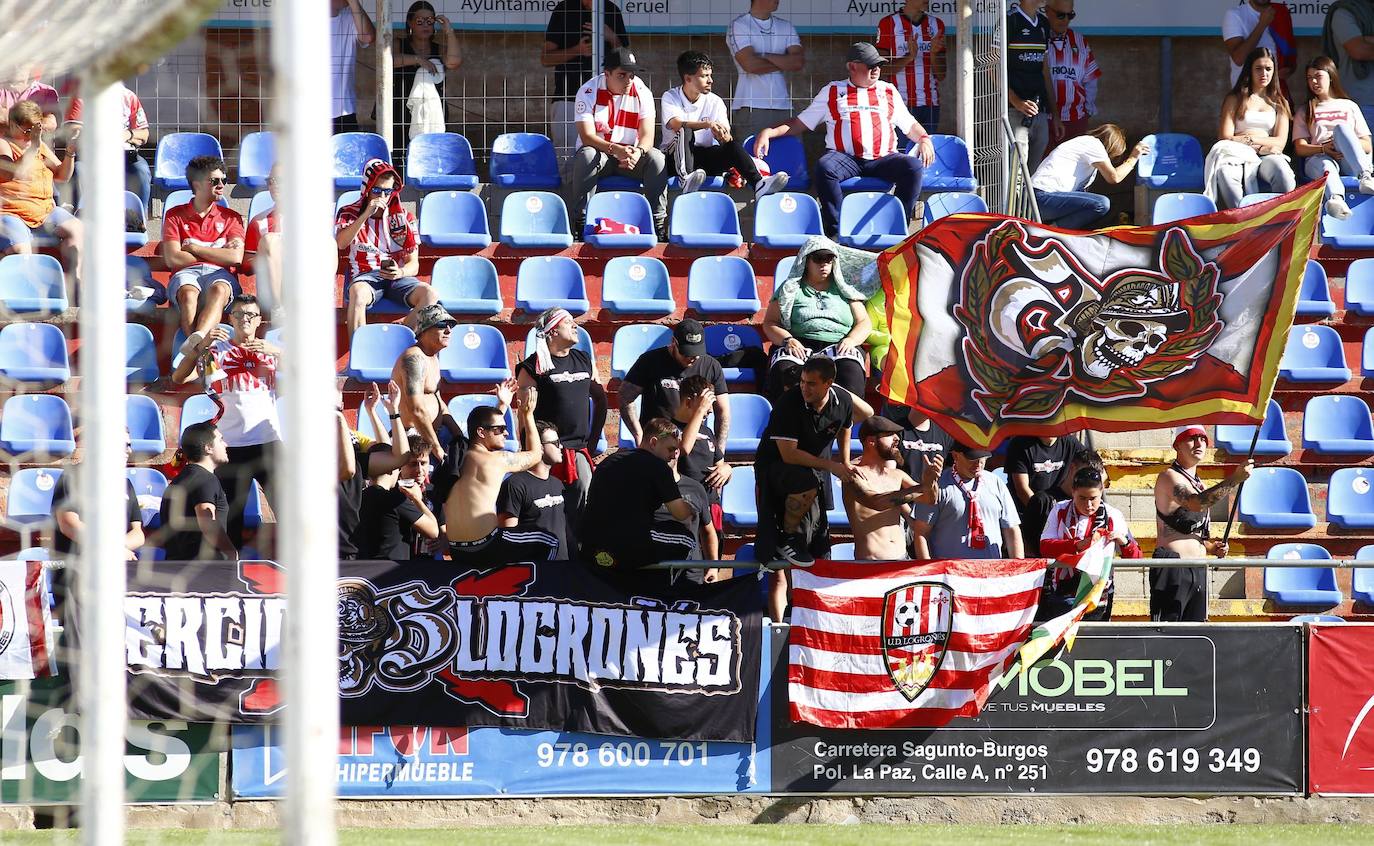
[
  {"xmin": 1042, "ymin": 0, "xmax": 1099, "ymax": 153},
  {"xmin": 163, "ymin": 155, "xmax": 244, "ymax": 356},
  {"xmin": 0, "ymin": 100, "xmax": 81, "ymax": 279}
]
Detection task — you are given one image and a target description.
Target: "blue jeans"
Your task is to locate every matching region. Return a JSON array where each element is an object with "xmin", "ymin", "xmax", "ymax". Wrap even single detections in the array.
[
  {"xmin": 1034, "ymin": 189, "xmax": 1110, "ymax": 230},
  {"xmin": 1303, "ymin": 123, "xmax": 1373, "ymax": 200},
  {"xmin": 816, "ymin": 150, "xmax": 926, "ymax": 235}
]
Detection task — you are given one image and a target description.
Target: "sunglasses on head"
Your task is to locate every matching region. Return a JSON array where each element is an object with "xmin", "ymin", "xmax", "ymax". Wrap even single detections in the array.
[{"xmin": 1051, "ymin": 9, "xmax": 1075, "ymax": 20}]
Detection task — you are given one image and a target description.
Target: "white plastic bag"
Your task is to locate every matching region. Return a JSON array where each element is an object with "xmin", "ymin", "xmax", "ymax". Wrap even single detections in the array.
[{"xmin": 406, "ymin": 60, "xmax": 446, "ymax": 139}]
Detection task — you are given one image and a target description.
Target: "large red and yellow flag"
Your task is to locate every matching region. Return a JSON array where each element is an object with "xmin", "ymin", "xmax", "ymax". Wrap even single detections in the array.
[{"xmin": 878, "ymin": 181, "xmax": 1324, "ymax": 448}]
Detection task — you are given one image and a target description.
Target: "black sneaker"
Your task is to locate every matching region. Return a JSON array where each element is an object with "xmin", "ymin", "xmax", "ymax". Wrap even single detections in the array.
[{"xmin": 775, "ymin": 538, "xmax": 814, "ymax": 566}]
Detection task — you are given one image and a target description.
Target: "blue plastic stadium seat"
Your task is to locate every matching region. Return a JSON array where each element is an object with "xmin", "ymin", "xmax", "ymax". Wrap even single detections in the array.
[
  {"xmin": 1280, "ymin": 325, "xmax": 1350, "ymax": 382},
  {"xmin": 499, "ymin": 191, "xmax": 574, "ymax": 248},
  {"xmin": 127, "ymin": 467, "xmax": 168, "ymax": 529},
  {"xmin": 0, "ymin": 254, "xmax": 68, "ymax": 314},
  {"xmin": 723, "ymin": 393, "xmax": 770, "ymax": 454},
  {"xmin": 125, "ymin": 323, "xmax": 159, "ymax": 383},
  {"xmin": 0, "ymin": 322, "xmax": 70, "ymax": 383},
  {"xmin": 1239, "ymin": 192, "xmax": 1280, "ymax": 207},
  {"xmin": 1135, "ymin": 133, "xmax": 1204, "ymax": 190},
  {"xmin": 124, "ymin": 192, "xmax": 148, "ymax": 248},
  {"xmin": 12, "ymin": 547, "xmax": 48, "ymax": 561},
  {"xmin": 1322, "ymin": 196, "xmax": 1374, "ymax": 248},
  {"xmin": 1264, "ymin": 544, "xmax": 1342, "ymax": 606},
  {"xmin": 1152, "ymin": 192, "xmax": 1217, "ymax": 225},
  {"xmin": 838, "ymin": 192, "xmax": 907, "ymax": 249},
  {"xmin": 179, "ymin": 393, "xmax": 219, "ymax": 436},
  {"xmin": 827, "ymin": 476, "xmax": 850, "ymax": 529},
  {"xmin": 346, "ymin": 324, "xmax": 416, "ymax": 382},
  {"xmin": 1291, "ymin": 613, "xmax": 1345, "ymax": 622},
  {"xmin": 0, "ymin": 395, "xmax": 74, "ymax": 457},
  {"xmin": 331, "ymin": 132, "xmax": 391, "ymax": 190},
  {"xmin": 247, "ymin": 190, "xmax": 275, "ymax": 224},
  {"xmin": 1239, "ymin": 467, "xmax": 1318, "ymax": 529},
  {"xmin": 754, "ymin": 192, "xmax": 823, "ymax": 249},
  {"xmin": 523, "ymin": 324, "xmax": 594, "ymax": 359},
  {"xmin": 1303, "ymin": 395, "xmax": 1374, "ymax": 454},
  {"xmin": 1297, "ymin": 260, "xmax": 1336, "ymax": 318},
  {"xmin": 1354, "ymin": 549, "xmax": 1374, "ymax": 604},
  {"xmin": 1346, "ymin": 259, "xmax": 1374, "ymax": 317},
  {"xmin": 721, "ymin": 466, "xmax": 758, "ymax": 528},
  {"xmin": 3, "ymin": 468, "xmax": 62, "ymax": 530},
  {"xmin": 670, "ymin": 192, "xmax": 743, "ymax": 249},
  {"xmin": 597, "ymin": 174, "xmax": 643, "ymax": 191},
  {"xmin": 774, "ymin": 255, "xmax": 796, "ymax": 292},
  {"xmin": 439, "ymin": 324, "xmax": 510, "ymax": 383},
  {"xmin": 447, "ymin": 395, "xmax": 517, "ymax": 449},
  {"xmin": 238, "ymin": 131, "xmax": 275, "ymax": 190},
  {"xmin": 125, "ymin": 256, "xmax": 166, "ymax": 315},
  {"xmin": 922, "ymin": 135, "xmax": 978, "ymax": 192},
  {"xmin": 335, "ymin": 190, "xmax": 361, "ymax": 217},
  {"xmin": 610, "ymin": 324, "xmax": 672, "ymax": 379},
  {"xmin": 584, "ymin": 191, "xmax": 656, "ymax": 248},
  {"xmin": 1215, "ymin": 398, "xmax": 1290, "ymax": 456},
  {"xmin": 490, "ymin": 132, "xmax": 561, "ymax": 188},
  {"xmin": 429, "ymin": 256, "xmax": 502, "ymax": 315},
  {"xmin": 734, "ymin": 543, "xmax": 757, "ymax": 562},
  {"xmin": 744, "ymin": 135, "xmax": 810, "ymax": 190},
  {"xmin": 418, "ymin": 191, "xmax": 491, "ymax": 249},
  {"xmin": 688, "ymin": 255, "xmax": 760, "ymax": 314},
  {"xmin": 829, "ymin": 542, "xmax": 856, "ymax": 561},
  {"xmin": 1328, "ymin": 467, "xmax": 1374, "ymax": 529},
  {"xmin": 706, "ymin": 324, "xmax": 763, "ymax": 383},
  {"xmin": 153, "ymin": 132, "xmax": 224, "ymax": 192},
  {"xmin": 406, "ymin": 132, "xmax": 479, "ymax": 191},
  {"xmin": 515, "ymin": 256, "xmax": 589, "ymax": 314},
  {"xmin": 242, "ymin": 479, "xmax": 267, "ymax": 530},
  {"xmin": 923, "ymin": 191, "xmax": 988, "ymax": 225},
  {"xmin": 126, "ymin": 394, "xmax": 167, "ymax": 457},
  {"xmin": 601, "ymin": 256, "xmax": 674, "ymax": 315},
  {"xmin": 1364, "ymin": 327, "xmax": 1374, "ymax": 377}
]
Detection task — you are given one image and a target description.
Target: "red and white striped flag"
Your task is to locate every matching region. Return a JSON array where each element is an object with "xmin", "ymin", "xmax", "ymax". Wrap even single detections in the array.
[{"xmin": 789, "ymin": 557, "xmax": 1047, "ymax": 729}]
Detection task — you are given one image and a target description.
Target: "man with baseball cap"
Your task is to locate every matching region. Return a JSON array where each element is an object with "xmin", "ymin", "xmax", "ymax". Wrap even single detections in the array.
[
  {"xmin": 1151, "ymin": 424, "xmax": 1253, "ymax": 621},
  {"xmin": 621, "ymin": 318, "xmax": 730, "ymax": 456},
  {"xmin": 841, "ymin": 415, "xmax": 942, "ymax": 560},
  {"xmin": 752, "ymin": 41, "xmax": 935, "ymax": 237},
  {"xmin": 567, "ymin": 47, "xmax": 670, "ymax": 240},
  {"xmin": 390, "ymin": 303, "xmax": 463, "ymax": 468},
  {"xmin": 910, "ymin": 439, "xmax": 1023, "ymax": 560}
]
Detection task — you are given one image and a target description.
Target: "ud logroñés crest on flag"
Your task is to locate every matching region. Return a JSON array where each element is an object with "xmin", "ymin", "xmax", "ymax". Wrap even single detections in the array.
[{"xmin": 881, "ymin": 581, "xmax": 953, "ymax": 702}]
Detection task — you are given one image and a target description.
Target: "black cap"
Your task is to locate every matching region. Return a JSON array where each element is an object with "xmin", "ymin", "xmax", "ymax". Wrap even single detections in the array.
[
  {"xmin": 605, "ymin": 48, "xmax": 642, "ymax": 74},
  {"xmin": 858, "ymin": 416, "xmax": 903, "ymax": 439},
  {"xmin": 673, "ymin": 318, "xmax": 706, "ymax": 356},
  {"xmin": 846, "ymin": 42, "xmax": 889, "ymax": 68},
  {"xmin": 951, "ymin": 440, "xmax": 993, "ymax": 459}
]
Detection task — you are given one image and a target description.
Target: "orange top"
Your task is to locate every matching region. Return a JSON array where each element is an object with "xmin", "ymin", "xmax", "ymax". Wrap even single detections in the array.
[{"xmin": 0, "ymin": 138, "xmax": 55, "ymax": 228}]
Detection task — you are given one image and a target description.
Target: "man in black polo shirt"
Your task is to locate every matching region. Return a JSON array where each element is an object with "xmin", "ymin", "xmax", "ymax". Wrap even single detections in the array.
[
  {"xmin": 497, "ymin": 420, "xmax": 571, "ymax": 559},
  {"xmin": 755, "ymin": 357, "xmax": 873, "ymax": 620},
  {"xmin": 1006, "ymin": 432, "xmax": 1084, "ymax": 556},
  {"xmin": 579, "ymin": 417, "xmax": 696, "ymax": 571},
  {"xmin": 1007, "ymin": 0, "xmax": 1051, "ymax": 170},
  {"xmin": 620, "ymin": 319, "xmax": 730, "ymax": 455}
]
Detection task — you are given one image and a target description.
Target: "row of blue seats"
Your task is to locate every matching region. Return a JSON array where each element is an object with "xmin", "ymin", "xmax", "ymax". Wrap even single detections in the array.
[
  {"xmin": 1239, "ymin": 465, "xmax": 1374, "ymax": 529},
  {"xmin": 1149, "ymin": 188, "xmax": 1374, "ymax": 253},
  {"xmin": 1262, "ymin": 543, "xmax": 1374, "ymax": 607},
  {"xmin": 1218, "ymin": 395, "xmax": 1374, "ymax": 456}
]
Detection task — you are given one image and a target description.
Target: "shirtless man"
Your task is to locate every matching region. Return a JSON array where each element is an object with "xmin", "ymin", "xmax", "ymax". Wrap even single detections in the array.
[
  {"xmin": 445, "ymin": 385, "xmax": 560, "ymax": 565},
  {"xmin": 392, "ymin": 303, "xmax": 459, "ymax": 464},
  {"xmin": 1151, "ymin": 424, "xmax": 1252, "ymax": 622},
  {"xmin": 843, "ymin": 416, "xmax": 941, "ymax": 560}
]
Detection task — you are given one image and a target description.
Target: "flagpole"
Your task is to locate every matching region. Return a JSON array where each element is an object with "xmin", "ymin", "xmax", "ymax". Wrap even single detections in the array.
[{"xmin": 1219, "ymin": 423, "xmax": 1262, "ymax": 548}]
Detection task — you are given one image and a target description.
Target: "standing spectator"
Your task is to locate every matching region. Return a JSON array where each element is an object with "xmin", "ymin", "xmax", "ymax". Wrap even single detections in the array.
[
  {"xmin": 1037, "ymin": 464, "xmax": 1139, "ymax": 622},
  {"xmin": 726, "ymin": 0, "xmax": 805, "ymax": 144},
  {"xmin": 667, "ymin": 375, "xmax": 734, "ymax": 522},
  {"xmin": 541, "ymin": 0, "xmax": 629, "ymax": 159},
  {"xmin": 662, "ymin": 51, "xmax": 788, "ymax": 199},
  {"xmin": 337, "ymin": 386, "xmax": 415, "ymax": 560},
  {"xmin": 516, "ymin": 307, "xmax": 609, "ymax": 533},
  {"xmin": 243, "ymin": 165, "xmax": 283, "ymax": 321},
  {"xmin": 1323, "ymin": 0, "xmax": 1374, "ymax": 126},
  {"xmin": 1207, "ymin": 47, "xmax": 1296, "ymax": 210},
  {"xmin": 1006, "ymin": 433, "xmax": 1083, "ymax": 557},
  {"xmin": 841, "ymin": 416, "xmax": 939, "ymax": 561},
  {"xmin": 754, "ymin": 43, "xmax": 933, "ymax": 239},
  {"xmin": 886, "ymin": 402, "xmax": 953, "ymax": 479},
  {"xmin": 0, "ymin": 65, "xmax": 58, "ymax": 131},
  {"xmin": 391, "ymin": 304, "xmax": 461, "ymax": 465},
  {"xmin": 875, "ymin": 0, "xmax": 945, "ymax": 130},
  {"xmin": 0, "ymin": 101, "xmax": 80, "ymax": 278},
  {"xmin": 335, "ymin": 158, "xmax": 439, "ymax": 342},
  {"xmin": 567, "ymin": 48, "xmax": 668, "ymax": 238},
  {"xmin": 60, "ymin": 80, "xmax": 150, "ymax": 211},
  {"xmin": 51, "ymin": 431, "xmax": 144, "ymax": 562},
  {"xmin": 1223, "ymin": 0, "xmax": 1284, "ymax": 88},
  {"xmin": 1007, "ymin": 0, "xmax": 1051, "ymax": 172},
  {"xmin": 620, "ymin": 319, "xmax": 730, "ymax": 455},
  {"xmin": 498, "ymin": 420, "xmax": 571, "ymax": 559},
  {"xmin": 162, "ymin": 155, "xmax": 243, "ymax": 354},
  {"xmin": 171, "ymin": 295, "xmax": 283, "ymax": 549},
  {"xmin": 910, "ymin": 440, "xmax": 1024, "ymax": 561},
  {"xmin": 355, "ymin": 385, "xmax": 438, "ymax": 561},
  {"xmin": 380, "ymin": 2, "xmax": 462, "ymax": 164},
  {"xmin": 331, "ymin": 0, "xmax": 376, "ymax": 133},
  {"xmin": 158, "ymin": 422, "xmax": 237, "ymax": 562},
  {"xmin": 1042, "ymin": 0, "xmax": 1099, "ymax": 153},
  {"xmin": 1293, "ymin": 55, "xmax": 1374, "ymax": 221},
  {"xmin": 1031, "ymin": 124, "xmax": 1146, "ymax": 229}
]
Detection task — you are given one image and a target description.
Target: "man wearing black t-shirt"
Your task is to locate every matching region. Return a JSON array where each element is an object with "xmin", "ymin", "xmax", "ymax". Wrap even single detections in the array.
[
  {"xmin": 1007, "ymin": 0, "xmax": 1051, "ymax": 170},
  {"xmin": 579, "ymin": 418, "xmax": 696, "ymax": 570},
  {"xmin": 498, "ymin": 420, "xmax": 571, "ymax": 559},
  {"xmin": 541, "ymin": 0, "xmax": 629, "ymax": 157},
  {"xmin": 620, "ymin": 319, "xmax": 729, "ymax": 458},
  {"xmin": 51, "ymin": 431, "xmax": 144, "ymax": 561},
  {"xmin": 883, "ymin": 401, "xmax": 953, "ymax": 480},
  {"xmin": 670, "ymin": 375, "xmax": 733, "ymax": 511},
  {"xmin": 1006, "ymin": 433, "xmax": 1083, "ymax": 556},
  {"xmin": 157, "ymin": 422, "xmax": 236, "ymax": 561},
  {"xmin": 338, "ymin": 387, "xmax": 414, "ymax": 559},
  {"xmin": 356, "ymin": 433, "xmax": 439, "ymax": 562}
]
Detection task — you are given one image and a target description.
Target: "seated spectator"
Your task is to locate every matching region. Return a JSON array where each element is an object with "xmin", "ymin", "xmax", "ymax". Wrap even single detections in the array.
[
  {"xmin": 662, "ymin": 50, "xmax": 787, "ymax": 199},
  {"xmin": 910, "ymin": 440, "xmax": 1023, "ymax": 561},
  {"xmin": 1031, "ymin": 123, "xmax": 1146, "ymax": 230},
  {"xmin": 356, "ymin": 407, "xmax": 439, "ymax": 562},
  {"xmin": 497, "ymin": 420, "xmax": 571, "ymax": 559},
  {"xmin": 1037, "ymin": 464, "xmax": 1139, "ymax": 622},
  {"xmin": 163, "ymin": 155, "xmax": 244, "ymax": 355},
  {"xmin": 1206, "ymin": 47, "xmax": 1296, "ymax": 210},
  {"xmin": 1006, "ymin": 433, "xmax": 1084, "ymax": 556},
  {"xmin": 1293, "ymin": 55, "xmax": 1374, "ymax": 221},
  {"xmin": 244, "ymin": 165, "xmax": 283, "ymax": 321},
  {"xmin": 754, "ymin": 42, "xmax": 932, "ymax": 237},
  {"xmin": 60, "ymin": 80, "xmax": 151, "ymax": 212},
  {"xmin": 157, "ymin": 422, "xmax": 237, "ymax": 562},
  {"xmin": 51, "ymin": 430, "xmax": 144, "ymax": 562},
  {"xmin": 0, "ymin": 65, "xmax": 58, "ymax": 132},
  {"xmin": 567, "ymin": 48, "xmax": 669, "ymax": 238},
  {"xmin": 0, "ymin": 101, "xmax": 80, "ymax": 278},
  {"xmin": 761, "ymin": 236, "xmax": 876, "ymax": 400},
  {"xmin": 841, "ymin": 415, "xmax": 939, "ymax": 561},
  {"xmin": 335, "ymin": 158, "xmax": 439, "ymax": 341},
  {"xmin": 621, "ymin": 318, "xmax": 729, "ymax": 452},
  {"xmin": 668, "ymin": 375, "xmax": 733, "ymax": 523}
]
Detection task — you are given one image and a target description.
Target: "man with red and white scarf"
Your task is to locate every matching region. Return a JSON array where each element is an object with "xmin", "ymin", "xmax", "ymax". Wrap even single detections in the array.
[
  {"xmin": 335, "ymin": 158, "xmax": 439, "ymax": 341},
  {"xmin": 910, "ymin": 440, "xmax": 1023, "ymax": 560}
]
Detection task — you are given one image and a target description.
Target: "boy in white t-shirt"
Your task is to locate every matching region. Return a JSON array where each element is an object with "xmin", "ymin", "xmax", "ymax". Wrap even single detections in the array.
[
  {"xmin": 1030, "ymin": 123, "xmax": 1146, "ymax": 230},
  {"xmin": 662, "ymin": 51, "xmax": 788, "ymax": 200}
]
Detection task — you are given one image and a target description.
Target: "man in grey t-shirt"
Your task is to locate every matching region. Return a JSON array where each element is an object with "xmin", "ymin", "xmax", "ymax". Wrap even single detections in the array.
[
  {"xmin": 910, "ymin": 440, "xmax": 1024, "ymax": 560},
  {"xmin": 1325, "ymin": 1, "xmax": 1374, "ymax": 123}
]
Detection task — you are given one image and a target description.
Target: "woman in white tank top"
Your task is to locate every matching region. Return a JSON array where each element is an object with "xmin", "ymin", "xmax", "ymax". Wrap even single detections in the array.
[{"xmin": 1212, "ymin": 47, "xmax": 1296, "ymax": 209}]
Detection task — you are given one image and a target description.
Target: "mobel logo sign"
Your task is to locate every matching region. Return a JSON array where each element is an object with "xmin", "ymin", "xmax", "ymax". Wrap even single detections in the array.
[{"xmin": 997, "ymin": 658, "xmax": 1189, "ymax": 699}]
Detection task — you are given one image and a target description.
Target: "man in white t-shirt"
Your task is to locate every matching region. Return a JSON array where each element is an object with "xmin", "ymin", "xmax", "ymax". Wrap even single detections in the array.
[
  {"xmin": 1222, "ymin": 0, "xmax": 1281, "ymax": 88},
  {"xmin": 331, "ymin": 0, "xmax": 376, "ymax": 133},
  {"xmin": 726, "ymin": 0, "xmax": 806, "ymax": 145},
  {"xmin": 568, "ymin": 48, "xmax": 669, "ymax": 238},
  {"xmin": 663, "ymin": 50, "xmax": 789, "ymax": 200}
]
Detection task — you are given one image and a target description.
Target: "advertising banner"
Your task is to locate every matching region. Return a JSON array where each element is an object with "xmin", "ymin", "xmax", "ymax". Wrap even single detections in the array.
[
  {"xmin": 0, "ymin": 680, "xmax": 218, "ymax": 804},
  {"xmin": 771, "ymin": 624, "xmax": 1303, "ymax": 794},
  {"xmin": 1308, "ymin": 624, "xmax": 1374, "ymax": 795}
]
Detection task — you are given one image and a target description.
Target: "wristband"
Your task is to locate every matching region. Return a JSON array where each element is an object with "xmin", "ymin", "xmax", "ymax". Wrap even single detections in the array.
[
  {"xmin": 389, "ymin": 413, "xmax": 401, "ymax": 420},
  {"xmin": 713, "ymin": 449, "xmax": 725, "ymax": 464}
]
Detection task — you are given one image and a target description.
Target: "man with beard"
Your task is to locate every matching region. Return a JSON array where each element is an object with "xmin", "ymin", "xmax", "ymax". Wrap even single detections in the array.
[{"xmin": 842, "ymin": 415, "xmax": 940, "ymax": 560}]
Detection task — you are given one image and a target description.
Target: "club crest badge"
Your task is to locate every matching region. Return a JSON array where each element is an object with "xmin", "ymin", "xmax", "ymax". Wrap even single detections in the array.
[{"xmin": 881, "ymin": 582, "xmax": 954, "ymax": 702}]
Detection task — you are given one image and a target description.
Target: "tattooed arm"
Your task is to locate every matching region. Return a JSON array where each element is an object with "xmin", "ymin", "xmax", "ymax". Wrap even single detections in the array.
[
  {"xmin": 397, "ymin": 348, "xmax": 445, "ymax": 463},
  {"xmin": 1171, "ymin": 461, "xmax": 1254, "ymax": 509}
]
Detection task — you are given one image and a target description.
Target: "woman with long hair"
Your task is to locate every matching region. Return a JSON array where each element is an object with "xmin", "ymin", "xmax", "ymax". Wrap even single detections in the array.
[
  {"xmin": 380, "ymin": 1, "xmax": 462, "ymax": 165},
  {"xmin": 1209, "ymin": 47, "xmax": 1296, "ymax": 208},
  {"xmin": 1293, "ymin": 55, "xmax": 1374, "ymax": 220},
  {"xmin": 1030, "ymin": 123, "xmax": 1147, "ymax": 229}
]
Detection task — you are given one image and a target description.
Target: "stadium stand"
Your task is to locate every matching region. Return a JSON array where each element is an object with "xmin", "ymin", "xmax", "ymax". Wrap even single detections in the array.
[
  {"xmin": 669, "ymin": 192, "xmax": 744, "ymax": 249},
  {"xmin": 331, "ymin": 132, "xmax": 391, "ymax": 190},
  {"xmin": 346, "ymin": 324, "xmax": 416, "ymax": 382},
  {"xmin": 1265, "ymin": 544, "xmax": 1343, "ymax": 607},
  {"xmin": 247, "ymin": 190, "xmax": 274, "ymax": 223},
  {"xmin": 124, "ymin": 193, "xmax": 148, "ymax": 248},
  {"xmin": 489, "ymin": 132, "xmax": 561, "ymax": 188},
  {"xmin": 1297, "ymin": 260, "xmax": 1336, "ymax": 318},
  {"xmin": 124, "ymin": 323, "xmax": 160, "ymax": 383},
  {"xmin": 439, "ymin": 324, "xmax": 510, "ymax": 383},
  {"xmin": 153, "ymin": 132, "xmax": 224, "ymax": 192},
  {"xmin": 721, "ymin": 466, "xmax": 758, "ymax": 529},
  {"xmin": 1321, "ymin": 198, "xmax": 1374, "ymax": 249},
  {"xmin": 923, "ymin": 135, "xmax": 979, "ymax": 192},
  {"xmin": 1346, "ymin": 259, "xmax": 1374, "ymax": 317},
  {"xmin": 515, "ymin": 256, "xmax": 590, "ymax": 314},
  {"xmin": 1239, "ymin": 192, "xmax": 1280, "ymax": 206},
  {"xmin": 0, "ymin": 322, "xmax": 70, "ymax": 383},
  {"xmin": 1135, "ymin": 133, "xmax": 1205, "ymax": 190},
  {"xmin": 0, "ymin": 395, "xmax": 75, "ymax": 457},
  {"xmin": 1215, "ymin": 399, "xmax": 1291, "ymax": 456},
  {"xmin": 126, "ymin": 467, "xmax": 167, "ymax": 529},
  {"xmin": 1302, "ymin": 396, "xmax": 1374, "ymax": 454},
  {"xmin": 237, "ymin": 130, "xmax": 276, "ymax": 190},
  {"xmin": 829, "ymin": 542, "xmax": 856, "ymax": 560},
  {"xmin": 773, "ymin": 255, "xmax": 796, "ymax": 291},
  {"xmin": 0, "ymin": 254, "xmax": 68, "ymax": 314},
  {"xmin": 1239, "ymin": 467, "xmax": 1318, "ymax": 530},
  {"xmin": 179, "ymin": 394, "xmax": 220, "ymax": 436},
  {"xmin": 126, "ymin": 395, "xmax": 167, "ymax": 457},
  {"xmin": 3, "ymin": 468, "xmax": 62, "ymax": 532},
  {"xmin": 705, "ymin": 324, "xmax": 764, "ymax": 384},
  {"xmin": 610, "ymin": 324, "xmax": 672, "ymax": 379},
  {"xmin": 1328, "ymin": 468, "xmax": 1374, "ymax": 529},
  {"xmin": 923, "ymin": 191, "xmax": 988, "ymax": 225},
  {"xmin": 1152, "ymin": 192, "xmax": 1216, "ymax": 225},
  {"xmin": 722, "ymin": 393, "xmax": 770, "ymax": 454},
  {"xmin": 601, "ymin": 256, "xmax": 675, "ymax": 315},
  {"xmin": 500, "ymin": 191, "xmax": 574, "ymax": 248},
  {"xmin": 1279, "ymin": 325, "xmax": 1350, "ymax": 383},
  {"xmin": 754, "ymin": 193, "xmax": 824, "ymax": 249},
  {"xmin": 838, "ymin": 192, "xmax": 907, "ymax": 248},
  {"xmin": 584, "ymin": 192, "xmax": 657, "ymax": 248}
]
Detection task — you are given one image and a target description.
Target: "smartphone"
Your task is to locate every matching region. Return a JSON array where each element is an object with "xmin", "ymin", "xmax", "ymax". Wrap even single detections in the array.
[
  {"xmin": 381, "ymin": 257, "xmax": 397, "ymax": 271},
  {"xmin": 400, "ymin": 479, "xmax": 417, "ymax": 488}
]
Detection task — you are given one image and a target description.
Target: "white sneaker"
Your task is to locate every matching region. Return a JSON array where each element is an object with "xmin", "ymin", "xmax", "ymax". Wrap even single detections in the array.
[
  {"xmin": 1359, "ymin": 172, "xmax": 1374, "ymax": 195},
  {"xmin": 754, "ymin": 172, "xmax": 790, "ymax": 202},
  {"xmin": 1327, "ymin": 196, "xmax": 1353, "ymax": 220},
  {"xmin": 679, "ymin": 168, "xmax": 707, "ymax": 195},
  {"xmin": 177, "ymin": 330, "xmax": 205, "ymax": 358}
]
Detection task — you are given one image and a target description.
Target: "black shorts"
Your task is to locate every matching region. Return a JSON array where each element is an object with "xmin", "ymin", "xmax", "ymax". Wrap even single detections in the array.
[
  {"xmin": 449, "ymin": 528, "xmax": 559, "ymax": 567},
  {"xmin": 580, "ymin": 520, "xmax": 697, "ymax": 570}
]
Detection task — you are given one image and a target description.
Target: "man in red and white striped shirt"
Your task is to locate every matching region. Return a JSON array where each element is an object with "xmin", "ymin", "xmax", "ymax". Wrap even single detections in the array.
[
  {"xmin": 875, "ymin": 0, "xmax": 946, "ymax": 131},
  {"xmin": 568, "ymin": 48, "xmax": 669, "ymax": 238},
  {"xmin": 754, "ymin": 42, "xmax": 934, "ymax": 237},
  {"xmin": 1042, "ymin": 0, "xmax": 1100, "ymax": 153}
]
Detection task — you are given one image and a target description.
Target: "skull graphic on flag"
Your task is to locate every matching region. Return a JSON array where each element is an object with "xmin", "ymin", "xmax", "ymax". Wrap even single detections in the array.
[{"xmin": 881, "ymin": 582, "xmax": 954, "ymax": 702}]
